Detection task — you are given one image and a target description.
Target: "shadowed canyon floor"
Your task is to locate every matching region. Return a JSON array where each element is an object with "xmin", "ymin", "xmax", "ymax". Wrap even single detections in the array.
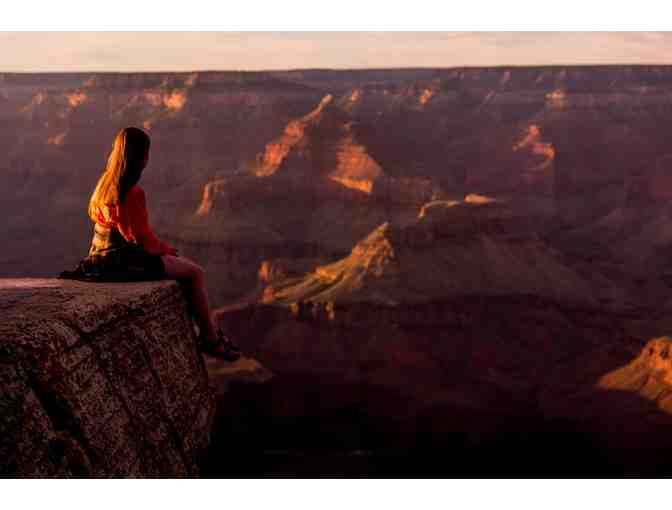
[{"xmin": 207, "ymin": 300, "xmax": 672, "ymax": 476}]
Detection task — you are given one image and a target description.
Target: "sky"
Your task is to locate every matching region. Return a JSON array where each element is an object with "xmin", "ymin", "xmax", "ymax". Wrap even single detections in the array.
[{"xmin": 3, "ymin": 32, "xmax": 672, "ymax": 72}]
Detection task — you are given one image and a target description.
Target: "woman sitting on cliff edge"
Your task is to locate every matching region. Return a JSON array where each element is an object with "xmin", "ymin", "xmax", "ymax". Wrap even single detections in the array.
[{"xmin": 61, "ymin": 126, "xmax": 240, "ymax": 361}]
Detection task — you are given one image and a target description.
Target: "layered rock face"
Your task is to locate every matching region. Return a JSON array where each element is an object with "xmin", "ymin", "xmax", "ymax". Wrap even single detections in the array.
[
  {"xmin": 210, "ymin": 194, "xmax": 672, "ymax": 474},
  {"xmin": 186, "ymin": 90, "xmax": 447, "ymax": 302},
  {"xmin": 262, "ymin": 197, "xmax": 594, "ymax": 306},
  {"xmin": 0, "ymin": 278, "xmax": 215, "ymax": 477},
  {"xmin": 215, "ymin": 295, "xmax": 672, "ymax": 474},
  {"xmin": 6, "ymin": 67, "xmax": 672, "ymax": 305},
  {"xmin": 0, "ymin": 71, "xmax": 324, "ymax": 303}
]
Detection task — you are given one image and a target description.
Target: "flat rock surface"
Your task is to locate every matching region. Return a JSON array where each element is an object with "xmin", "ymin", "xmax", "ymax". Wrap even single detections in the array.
[{"xmin": 1, "ymin": 278, "xmax": 178, "ymax": 333}]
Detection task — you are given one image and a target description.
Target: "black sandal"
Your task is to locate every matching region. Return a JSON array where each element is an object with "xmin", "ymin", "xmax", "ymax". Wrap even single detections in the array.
[
  {"xmin": 198, "ymin": 330, "xmax": 241, "ymax": 362},
  {"xmin": 216, "ymin": 329, "xmax": 241, "ymax": 353}
]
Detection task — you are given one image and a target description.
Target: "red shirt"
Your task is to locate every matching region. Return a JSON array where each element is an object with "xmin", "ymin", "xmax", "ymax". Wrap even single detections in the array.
[{"xmin": 94, "ymin": 185, "xmax": 176, "ymax": 256}]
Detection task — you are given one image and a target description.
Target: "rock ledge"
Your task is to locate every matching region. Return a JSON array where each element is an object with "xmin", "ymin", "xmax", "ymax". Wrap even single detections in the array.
[{"xmin": 0, "ymin": 278, "xmax": 215, "ymax": 477}]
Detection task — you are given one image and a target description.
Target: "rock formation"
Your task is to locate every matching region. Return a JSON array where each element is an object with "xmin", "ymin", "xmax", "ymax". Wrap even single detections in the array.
[
  {"xmin": 262, "ymin": 197, "xmax": 593, "ymax": 306},
  {"xmin": 213, "ymin": 292, "xmax": 672, "ymax": 474},
  {"xmin": 0, "ymin": 278, "xmax": 215, "ymax": 477},
  {"xmin": 184, "ymin": 92, "xmax": 448, "ymax": 303},
  {"xmin": 7, "ymin": 67, "xmax": 672, "ymax": 308}
]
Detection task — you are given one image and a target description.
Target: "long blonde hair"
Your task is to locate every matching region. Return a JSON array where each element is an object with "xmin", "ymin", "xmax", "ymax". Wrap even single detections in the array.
[{"xmin": 88, "ymin": 126, "xmax": 151, "ymax": 222}]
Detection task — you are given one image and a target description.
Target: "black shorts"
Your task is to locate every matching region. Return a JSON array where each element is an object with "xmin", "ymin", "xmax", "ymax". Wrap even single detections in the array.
[
  {"xmin": 72, "ymin": 247, "xmax": 166, "ymax": 282},
  {"xmin": 124, "ymin": 248, "xmax": 166, "ymax": 280},
  {"xmin": 59, "ymin": 223, "xmax": 167, "ymax": 282}
]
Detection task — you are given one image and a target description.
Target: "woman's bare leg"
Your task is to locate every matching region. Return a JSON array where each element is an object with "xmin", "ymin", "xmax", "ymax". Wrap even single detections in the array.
[{"xmin": 161, "ymin": 254, "xmax": 217, "ymax": 342}]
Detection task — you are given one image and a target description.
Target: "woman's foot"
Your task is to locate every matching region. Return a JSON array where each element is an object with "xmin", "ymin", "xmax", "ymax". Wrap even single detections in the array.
[
  {"xmin": 198, "ymin": 331, "xmax": 241, "ymax": 362},
  {"xmin": 216, "ymin": 329, "xmax": 241, "ymax": 352}
]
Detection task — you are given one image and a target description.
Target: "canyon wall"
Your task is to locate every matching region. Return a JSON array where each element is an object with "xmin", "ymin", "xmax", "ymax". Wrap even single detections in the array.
[
  {"xmin": 214, "ymin": 297, "xmax": 672, "ymax": 474},
  {"xmin": 0, "ymin": 278, "xmax": 215, "ymax": 477},
  {"xmin": 7, "ymin": 67, "xmax": 672, "ymax": 306}
]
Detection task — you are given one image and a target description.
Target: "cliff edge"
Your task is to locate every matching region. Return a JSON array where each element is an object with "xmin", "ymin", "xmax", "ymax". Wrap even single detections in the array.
[{"xmin": 0, "ymin": 278, "xmax": 215, "ymax": 477}]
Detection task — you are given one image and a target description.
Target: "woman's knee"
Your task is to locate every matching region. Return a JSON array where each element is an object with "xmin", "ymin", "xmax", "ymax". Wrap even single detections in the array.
[
  {"xmin": 162, "ymin": 254, "xmax": 204, "ymax": 281},
  {"xmin": 180, "ymin": 257, "xmax": 204, "ymax": 283}
]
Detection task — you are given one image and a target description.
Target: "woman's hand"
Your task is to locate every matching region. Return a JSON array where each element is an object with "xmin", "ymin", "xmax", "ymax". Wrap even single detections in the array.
[{"xmin": 166, "ymin": 246, "xmax": 179, "ymax": 257}]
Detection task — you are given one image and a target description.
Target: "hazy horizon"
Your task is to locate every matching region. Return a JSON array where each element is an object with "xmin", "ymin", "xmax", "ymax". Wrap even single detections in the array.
[
  {"xmin": 3, "ymin": 32, "xmax": 672, "ymax": 72},
  {"xmin": 6, "ymin": 62, "xmax": 672, "ymax": 75}
]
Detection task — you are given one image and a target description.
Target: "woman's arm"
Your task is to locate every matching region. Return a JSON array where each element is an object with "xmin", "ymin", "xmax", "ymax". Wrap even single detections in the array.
[{"xmin": 123, "ymin": 187, "xmax": 178, "ymax": 256}]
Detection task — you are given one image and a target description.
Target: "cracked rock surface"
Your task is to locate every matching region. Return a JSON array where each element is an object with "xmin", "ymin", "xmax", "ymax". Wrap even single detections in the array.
[{"xmin": 0, "ymin": 278, "xmax": 215, "ymax": 478}]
